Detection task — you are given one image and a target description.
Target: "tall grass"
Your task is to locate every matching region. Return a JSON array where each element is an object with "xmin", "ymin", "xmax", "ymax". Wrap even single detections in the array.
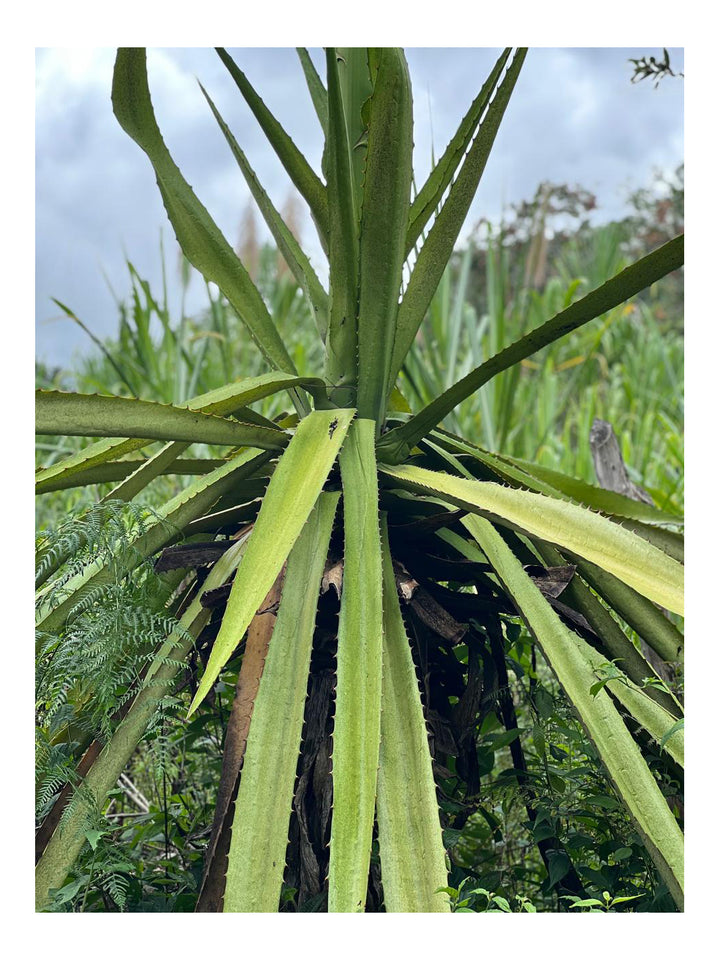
[
  {"xmin": 49, "ymin": 245, "xmax": 321, "ymax": 407},
  {"xmin": 36, "ymin": 242, "xmax": 322, "ymax": 524},
  {"xmin": 401, "ymin": 223, "xmax": 683, "ymax": 511},
  {"xmin": 37, "ymin": 220, "xmax": 684, "ymax": 523}
]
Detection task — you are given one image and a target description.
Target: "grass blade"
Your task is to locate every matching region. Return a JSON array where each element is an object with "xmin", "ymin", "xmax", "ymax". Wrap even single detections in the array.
[{"xmin": 51, "ymin": 298, "xmax": 138, "ymax": 398}]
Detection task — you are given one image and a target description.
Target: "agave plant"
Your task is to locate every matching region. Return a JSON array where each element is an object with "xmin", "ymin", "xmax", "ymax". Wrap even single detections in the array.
[{"xmin": 35, "ymin": 47, "xmax": 684, "ymax": 913}]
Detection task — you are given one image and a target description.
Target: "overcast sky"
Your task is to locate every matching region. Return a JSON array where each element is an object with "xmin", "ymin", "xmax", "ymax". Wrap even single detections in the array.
[{"xmin": 35, "ymin": 47, "xmax": 683, "ymax": 366}]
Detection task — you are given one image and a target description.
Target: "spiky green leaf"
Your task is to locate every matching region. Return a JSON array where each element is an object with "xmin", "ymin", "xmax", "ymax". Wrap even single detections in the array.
[
  {"xmin": 576, "ymin": 559, "xmax": 684, "ymax": 662},
  {"xmin": 388, "ymin": 49, "xmax": 526, "ymax": 389},
  {"xmin": 329, "ymin": 419, "xmax": 384, "ymax": 912},
  {"xmin": 324, "ymin": 49, "xmax": 362, "ymax": 392},
  {"xmin": 433, "ymin": 432, "xmax": 684, "ymax": 562},
  {"xmin": 336, "ymin": 47, "xmax": 374, "ymax": 227},
  {"xmin": 495, "ymin": 453, "xmax": 683, "ymax": 527},
  {"xmin": 296, "ymin": 47, "xmax": 328, "ymax": 135},
  {"xmin": 35, "ymin": 372, "xmax": 313, "ymax": 494},
  {"xmin": 376, "ymin": 515, "xmax": 450, "ymax": 912},
  {"xmin": 534, "ymin": 542, "xmax": 682, "ymax": 718},
  {"xmin": 188, "ymin": 408, "xmax": 355, "ymax": 714},
  {"xmin": 578, "ymin": 639, "xmax": 684, "ymax": 767},
  {"xmin": 405, "ymin": 48, "xmax": 512, "ymax": 255},
  {"xmin": 35, "ymin": 536, "xmax": 249, "ymax": 911},
  {"xmin": 36, "ymin": 447, "xmax": 274, "ymax": 634},
  {"xmin": 379, "ymin": 463, "xmax": 683, "ymax": 614},
  {"xmin": 215, "ymin": 47, "xmax": 329, "ymax": 243},
  {"xmin": 35, "ymin": 458, "xmax": 236, "ymax": 494},
  {"xmin": 224, "ymin": 492, "xmax": 339, "ymax": 912},
  {"xmin": 36, "ymin": 391, "xmax": 286, "ymax": 450},
  {"xmin": 199, "ymin": 82, "xmax": 329, "ymax": 341},
  {"xmin": 356, "ymin": 48, "xmax": 413, "ymax": 424}
]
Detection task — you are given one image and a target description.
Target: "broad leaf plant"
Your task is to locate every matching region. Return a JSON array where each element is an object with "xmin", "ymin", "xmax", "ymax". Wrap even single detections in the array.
[{"xmin": 35, "ymin": 48, "xmax": 684, "ymax": 912}]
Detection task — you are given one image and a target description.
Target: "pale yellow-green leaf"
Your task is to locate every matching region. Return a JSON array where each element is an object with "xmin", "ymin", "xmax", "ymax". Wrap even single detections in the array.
[
  {"xmin": 376, "ymin": 515, "xmax": 450, "ymax": 912},
  {"xmin": 380, "ymin": 463, "xmax": 683, "ymax": 615},
  {"xmin": 578, "ymin": 638, "xmax": 684, "ymax": 767},
  {"xmin": 188, "ymin": 408, "xmax": 355, "ymax": 715},
  {"xmin": 224, "ymin": 493, "xmax": 339, "ymax": 912},
  {"xmin": 329, "ymin": 419, "xmax": 384, "ymax": 913}
]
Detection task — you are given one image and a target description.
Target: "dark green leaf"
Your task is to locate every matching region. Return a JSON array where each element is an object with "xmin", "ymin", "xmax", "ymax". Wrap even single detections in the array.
[
  {"xmin": 296, "ymin": 47, "xmax": 328, "ymax": 135},
  {"xmin": 357, "ymin": 48, "xmax": 413, "ymax": 423},
  {"xmin": 546, "ymin": 852, "xmax": 572, "ymax": 888},
  {"xmin": 388, "ymin": 50, "xmax": 527, "ymax": 389},
  {"xmin": 215, "ymin": 47, "xmax": 329, "ymax": 242},
  {"xmin": 405, "ymin": 49, "xmax": 512, "ymax": 254}
]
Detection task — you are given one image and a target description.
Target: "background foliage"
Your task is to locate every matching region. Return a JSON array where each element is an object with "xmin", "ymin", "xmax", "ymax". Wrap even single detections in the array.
[{"xmin": 36, "ymin": 163, "xmax": 683, "ymax": 912}]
